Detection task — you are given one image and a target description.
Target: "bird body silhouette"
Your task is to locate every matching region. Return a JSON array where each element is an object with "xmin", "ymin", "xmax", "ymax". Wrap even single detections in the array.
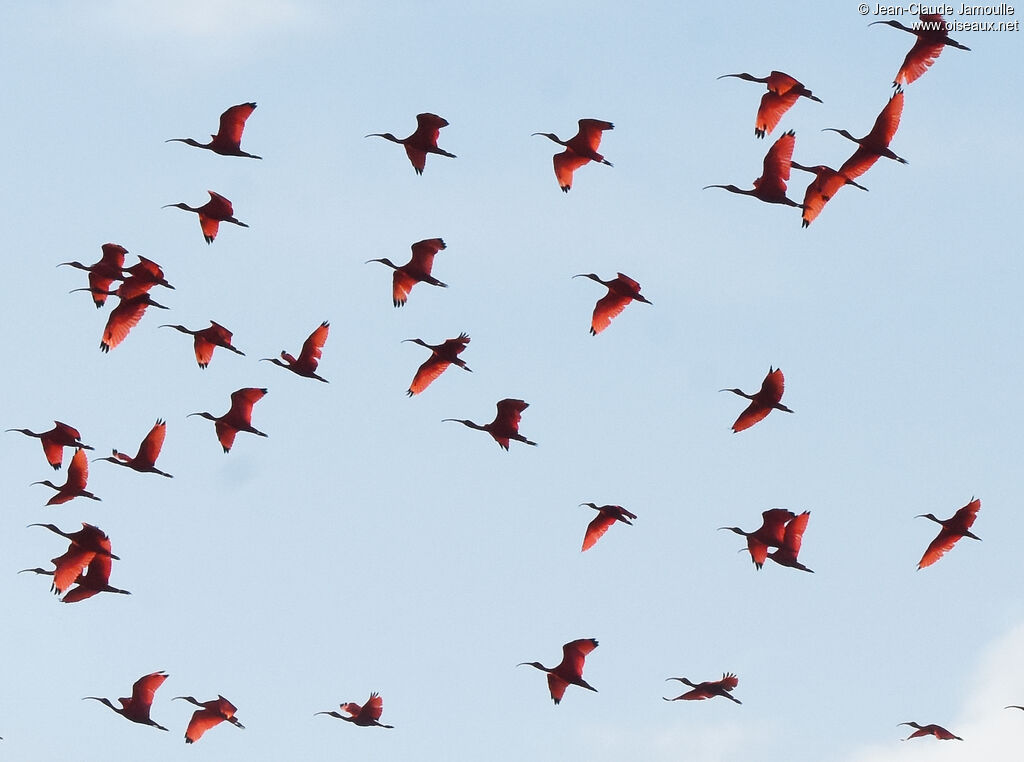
[
  {"xmin": 704, "ymin": 130, "xmax": 800, "ymax": 207},
  {"xmin": 533, "ymin": 118, "xmax": 614, "ymax": 192},
  {"xmin": 174, "ymin": 695, "xmax": 245, "ymax": 743},
  {"xmin": 574, "ymin": 272, "xmax": 652, "ymax": 335},
  {"xmin": 84, "ymin": 671, "xmax": 169, "ymax": 731},
  {"xmin": 791, "ymin": 162, "xmax": 867, "ymax": 228},
  {"xmin": 871, "ymin": 13, "xmax": 970, "ymax": 85},
  {"xmin": 367, "ymin": 238, "xmax": 448, "ymax": 307},
  {"xmin": 161, "ymin": 321, "xmax": 245, "ymax": 368},
  {"xmin": 767, "ymin": 510, "xmax": 813, "ymax": 572},
  {"xmin": 664, "ymin": 672, "xmax": 742, "ymax": 703},
  {"xmin": 262, "ymin": 321, "xmax": 329, "ymax": 382},
  {"xmin": 718, "ymin": 71, "xmax": 821, "ymax": 138},
  {"xmin": 443, "ymin": 398, "xmax": 536, "ymax": 450},
  {"xmin": 899, "ymin": 721, "xmax": 962, "ymax": 741},
  {"xmin": 316, "ymin": 692, "xmax": 393, "ymax": 728},
  {"xmin": 164, "ymin": 191, "xmax": 248, "ymax": 243},
  {"xmin": 519, "ymin": 638, "xmax": 598, "ymax": 704},
  {"xmin": 31, "ymin": 448, "xmax": 101, "ymax": 505},
  {"xmin": 721, "ymin": 367, "xmax": 793, "ymax": 432},
  {"xmin": 367, "ymin": 113, "xmax": 455, "ymax": 174},
  {"xmin": 826, "ymin": 88, "xmax": 907, "ymax": 180},
  {"xmin": 915, "ymin": 498, "xmax": 981, "ymax": 569},
  {"xmin": 719, "ymin": 508, "xmax": 797, "ymax": 568},
  {"xmin": 579, "ymin": 503, "xmax": 637, "ymax": 551},
  {"xmin": 404, "ymin": 333, "xmax": 471, "ymax": 395},
  {"xmin": 58, "ymin": 243, "xmax": 128, "ymax": 308},
  {"xmin": 96, "ymin": 419, "xmax": 173, "ymax": 477},
  {"xmin": 167, "ymin": 102, "xmax": 261, "ymax": 158},
  {"xmin": 189, "ymin": 388, "xmax": 269, "ymax": 453},
  {"xmin": 7, "ymin": 421, "xmax": 92, "ymax": 469}
]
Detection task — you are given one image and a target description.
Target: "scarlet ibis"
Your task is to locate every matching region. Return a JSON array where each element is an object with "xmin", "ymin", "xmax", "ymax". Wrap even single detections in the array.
[
  {"xmin": 790, "ymin": 161, "xmax": 868, "ymax": 228},
  {"xmin": 96, "ymin": 292, "xmax": 169, "ymax": 353},
  {"xmin": 721, "ymin": 367, "xmax": 793, "ymax": 432},
  {"xmin": 717, "ymin": 71, "xmax": 822, "ymax": 138},
  {"xmin": 518, "ymin": 638, "xmax": 598, "ymax": 704},
  {"xmin": 366, "ymin": 112, "xmax": 455, "ymax": 174},
  {"xmin": 173, "ymin": 695, "xmax": 245, "ymax": 743},
  {"xmin": 60, "ymin": 552, "xmax": 131, "ymax": 603},
  {"xmin": 21, "ymin": 544, "xmax": 97, "ymax": 596},
  {"xmin": 31, "ymin": 448, "xmax": 101, "ymax": 505},
  {"xmin": 95, "ymin": 419, "xmax": 173, "ymax": 478},
  {"xmin": 767, "ymin": 511, "xmax": 813, "ymax": 573},
  {"xmin": 899, "ymin": 721, "xmax": 962, "ymax": 741},
  {"xmin": 579, "ymin": 503, "xmax": 636, "ymax": 551},
  {"xmin": 704, "ymin": 130, "xmax": 801, "ymax": 207},
  {"xmin": 718, "ymin": 508, "xmax": 797, "ymax": 569},
  {"xmin": 573, "ymin": 272, "xmax": 652, "ymax": 335},
  {"xmin": 663, "ymin": 672, "xmax": 741, "ymax": 704},
  {"xmin": 403, "ymin": 333, "xmax": 471, "ymax": 396},
  {"xmin": 261, "ymin": 321, "xmax": 329, "ymax": 382},
  {"xmin": 532, "ymin": 119, "xmax": 614, "ymax": 192},
  {"xmin": 825, "ymin": 88, "xmax": 907, "ymax": 180},
  {"xmin": 366, "ymin": 238, "xmax": 448, "ymax": 307},
  {"xmin": 871, "ymin": 13, "xmax": 970, "ymax": 85},
  {"xmin": 316, "ymin": 692, "xmax": 394, "ymax": 728},
  {"xmin": 58, "ymin": 243, "xmax": 128, "ymax": 308},
  {"xmin": 28, "ymin": 522, "xmax": 118, "ymax": 557},
  {"xmin": 161, "ymin": 321, "xmax": 245, "ymax": 368},
  {"xmin": 6, "ymin": 421, "xmax": 93, "ymax": 469},
  {"xmin": 189, "ymin": 388, "xmax": 269, "ymax": 453},
  {"xmin": 118, "ymin": 255, "xmax": 175, "ymax": 294},
  {"xmin": 84, "ymin": 671, "xmax": 169, "ymax": 731},
  {"xmin": 167, "ymin": 102, "xmax": 262, "ymax": 159},
  {"xmin": 443, "ymin": 398, "xmax": 536, "ymax": 450},
  {"xmin": 163, "ymin": 191, "xmax": 248, "ymax": 244},
  {"xmin": 915, "ymin": 498, "xmax": 981, "ymax": 569}
]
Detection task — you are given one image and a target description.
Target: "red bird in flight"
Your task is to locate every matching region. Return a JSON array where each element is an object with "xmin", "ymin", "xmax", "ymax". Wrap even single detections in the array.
[
  {"xmin": 915, "ymin": 498, "xmax": 981, "ymax": 569},
  {"xmin": 95, "ymin": 419, "xmax": 173, "ymax": 478},
  {"xmin": 31, "ymin": 448, "xmax": 101, "ymax": 505},
  {"xmin": 825, "ymin": 88, "xmax": 907, "ymax": 180},
  {"xmin": 366, "ymin": 113, "xmax": 455, "ymax": 174},
  {"xmin": 767, "ymin": 510, "xmax": 814, "ymax": 573},
  {"xmin": 189, "ymin": 388, "xmax": 269, "ymax": 453},
  {"xmin": 161, "ymin": 321, "xmax": 245, "ymax": 368},
  {"xmin": 97, "ymin": 292, "xmax": 170, "ymax": 353},
  {"xmin": 316, "ymin": 692, "xmax": 394, "ymax": 728},
  {"xmin": 173, "ymin": 695, "xmax": 245, "ymax": 743},
  {"xmin": 899, "ymin": 721, "xmax": 962, "ymax": 741},
  {"xmin": 84, "ymin": 671, "xmax": 169, "ymax": 731},
  {"xmin": 871, "ymin": 13, "xmax": 970, "ymax": 85},
  {"xmin": 579, "ymin": 503, "xmax": 636, "ymax": 551},
  {"xmin": 704, "ymin": 130, "xmax": 801, "ymax": 207},
  {"xmin": 167, "ymin": 102, "xmax": 262, "ymax": 158},
  {"xmin": 791, "ymin": 161, "xmax": 868, "ymax": 228},
  {"xmin": 262, "ymin": 321, "xmax": 329, "ymax": 382},
  {"xmin": 443, "ymin": 398, "xmax": 537, "ymax": 450},
  {"xmin": 403, "ymin": 333, "xmax": 471, "ymax": 395},
  {"xmin": 721, "ymin": 367, "xmax": 793, "ymax": 432},
  {"xmin": 664, "ymin": 672, "xmax": 742, "ymax": 704},
  {"xmin": 719, "ymin": 508, "xmax": 797, "ymax": 569},
  {"xmin": 518, "ymin": 638, "xmax": 599, "ymax": 704},
  {"xmin": 717, "ymin": 71, "xmax": 822, "ymax": 138},
  {"xmin": 7, "ymin": 421, "xmax": 93, "ymax": 469},
  {"xmin": 533, "ymin": 118, "xmax": 614, "ymax": 192},
  {"xmin": 164, "ymin": 191, "xmax": 249, "ymax": 244},
  {"xmin": 574, "ymin": 272, "xmax": 652, "ymax": 335},
  {"xmin": 367, "ymin": 238, "xmax": 448, "ymax": 307},
  {"xmin": 58, "ymin": 243, "xmax": 128, "ymax": 308}
]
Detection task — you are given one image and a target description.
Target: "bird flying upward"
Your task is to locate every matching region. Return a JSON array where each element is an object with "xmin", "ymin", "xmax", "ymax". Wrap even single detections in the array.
[
  {"xmin": 915, "ymin": 498, "xmax": 981, "ymax": 569},
  {"xmin": 718, "ymin": 71, "xmax": 822, "ymax": 138},
  {"xmin": 366, "ymin": 113, "xmax": 455, "ymax": 174},
  {"xmin": 316, "ymin": 692, "xmax": 394, "ymax": 728},
  {"xmin": 573, "ymin": 272, "xmax": 652, "ymax": 335},
  {"xmin": 167, "ymin": 102, "xmax": 262, "ymax": 158},
  {"xmin": 579, "ymin": 503, "xmax": 637, "ymax": 551},
  {"xmin": 163, "ymin": 191, "xmax": 248, "ymax": 244},
  {"xmin": 721, "ymin": 367, "xmax": 793, "ymax": 432},
  {"xmin": 261, "ymin": 321, "xmax": 330, "ymax": 382},
  {"xmin": 367, "ymin": 238, "xmax": 448, "ymax": 307},
  {"xmin": 403, "ymin": 333, "xmax": 471, "ymax": 395},
  {"xmin": 704, "ymin": 130, "xmax": 801, "ymax": 207},
  {"xmin": 518, "ymin": 638, "xmax": 599, "ymax": 704},
  {"xmin": 871, "ymin": 13, "xmax": 970, "ymax": 85}
]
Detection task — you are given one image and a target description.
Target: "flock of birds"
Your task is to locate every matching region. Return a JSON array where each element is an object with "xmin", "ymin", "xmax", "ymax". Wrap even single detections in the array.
[{"xmin": 1, "ymin": 9, "xmax": 1004, "ymax": 753}]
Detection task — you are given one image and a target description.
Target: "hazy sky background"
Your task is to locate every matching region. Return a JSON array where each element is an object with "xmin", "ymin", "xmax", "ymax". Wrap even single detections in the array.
[{"xmin": 1, "ymin": 2, "xmax": 1021, "ymax": 759}]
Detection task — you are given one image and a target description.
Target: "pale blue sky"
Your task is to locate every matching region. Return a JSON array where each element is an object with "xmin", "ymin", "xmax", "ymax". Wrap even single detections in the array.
[{"xmin": 1, "ymin": 2, "xmax": 1022, "ymax": 759}]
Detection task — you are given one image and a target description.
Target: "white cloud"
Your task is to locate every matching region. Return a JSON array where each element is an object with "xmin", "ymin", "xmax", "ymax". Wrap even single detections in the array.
[{"xmin": 843, "ymin": 622, "xmax": 1024, "ymax": 762}]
